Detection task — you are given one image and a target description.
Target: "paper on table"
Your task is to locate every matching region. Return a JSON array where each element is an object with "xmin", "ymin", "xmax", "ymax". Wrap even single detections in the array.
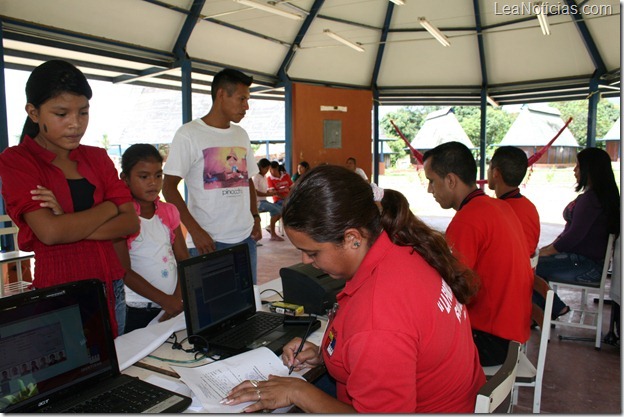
[
  {"xmin": 171, "ymin": 347, "xmax": 303, "ymax": 413},
  {"xmin": 114, "ymin": 312, "xmax": 186, "ymax": 371}
]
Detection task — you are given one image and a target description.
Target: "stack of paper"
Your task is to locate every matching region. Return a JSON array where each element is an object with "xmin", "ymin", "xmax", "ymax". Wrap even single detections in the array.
[{"xmin": 172, "ymin": 347, "xmax": 303, "ymax": 413}]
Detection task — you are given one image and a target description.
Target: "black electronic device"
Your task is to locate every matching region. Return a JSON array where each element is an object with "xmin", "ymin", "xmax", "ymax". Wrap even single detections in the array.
[
  {"xmin": 280, "ymin": 263, "xmax": 346, "ymax": 315},
  {"xmin": 178, "ymin": 244, "xmax": 319, "ymax": 356},
  {"xmin": 0, "ymin": 280, "xmax": 191, "ymax": 413}
]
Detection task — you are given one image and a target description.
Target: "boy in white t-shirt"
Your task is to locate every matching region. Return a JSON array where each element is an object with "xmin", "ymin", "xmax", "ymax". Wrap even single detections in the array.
[
  {"xmin": 162, "ymin": 68, "xmax": 262, "ymax": 284},
  {"xmin": 115, "ymin": 144, "xmax": 189, "ymax": 333}
]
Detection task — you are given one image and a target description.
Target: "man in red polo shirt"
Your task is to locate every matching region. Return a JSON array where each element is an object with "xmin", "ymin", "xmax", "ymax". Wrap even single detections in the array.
[
  {"xmin": 423, "ymin": 142, "xmax": 533, "ymax": 366},
  {"xmin": 488, "ymin": 146, "xmax": 540, "ymax": 259}
]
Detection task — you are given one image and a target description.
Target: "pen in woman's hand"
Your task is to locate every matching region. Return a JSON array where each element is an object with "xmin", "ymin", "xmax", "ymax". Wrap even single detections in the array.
[{"xmin": 288, "ymin": 317, "xmax": 316, "ymax": 375}]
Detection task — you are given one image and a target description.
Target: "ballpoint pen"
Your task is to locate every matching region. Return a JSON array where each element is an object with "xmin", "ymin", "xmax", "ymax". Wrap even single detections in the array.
[{"xmin": 288, "ymin": 317, "xmax": 316, "ymax": 375}]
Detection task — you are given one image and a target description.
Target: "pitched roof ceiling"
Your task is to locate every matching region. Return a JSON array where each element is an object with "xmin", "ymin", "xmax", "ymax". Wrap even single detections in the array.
[{"xmin": 0, "ymin": 0, "xmax": 620, "ymax": 105}]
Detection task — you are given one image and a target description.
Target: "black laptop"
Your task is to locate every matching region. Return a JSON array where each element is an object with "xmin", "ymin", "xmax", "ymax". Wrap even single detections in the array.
[
  {"xmin": 0, "ymin": 279, "xmax": 191, "ymax": 413},
  {"xmin": 178, "ymin": 244, "xmax": 319, "ymax": 356}
]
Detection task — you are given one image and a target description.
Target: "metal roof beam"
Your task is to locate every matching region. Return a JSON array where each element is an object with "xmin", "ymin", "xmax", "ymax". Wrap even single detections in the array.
[
  {"xmin": 172, "ymin": 0, "xmax": 206, "ymax": 58},
  {"xmin": 371, "ymin": 2, "xmax": 395, "ymax": 88},
  {"xmin": 203, "ymin": 18, "xmax": 290, "ymax": 46},
  {"xmin": 1, "ymin": 20, "xmax": 173, "ymax": 65},
  {"xmin": 113, "ymin": 66, "xmax": 178, "ymax": 84},
  {"xmin": 277, "ymin": 0, "xmax": 325, "ymax": 82},
  {"xmin": 472, "ymin": 0, "xmax": 488, "ymax": 86},
  {"xmin": 563, "ymin": 0, "xmax": 607, "ymax": 74}
]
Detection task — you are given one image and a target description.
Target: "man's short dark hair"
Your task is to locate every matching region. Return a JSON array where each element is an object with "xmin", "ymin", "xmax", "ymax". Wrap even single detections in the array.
[
  {"xmin": 211, "ymin": 68, "xmax": 253, "ymax": 101},
  {"xmin": 422, "ymin": 141, "xmax": 477, "ymax": 186},
  {"xmin": 258, "ymin": 158, "xmax": 271, "ymax": 169},
  {"xmin": 490, "ymin": 146, "xmax": 528, "ymax": 187}
]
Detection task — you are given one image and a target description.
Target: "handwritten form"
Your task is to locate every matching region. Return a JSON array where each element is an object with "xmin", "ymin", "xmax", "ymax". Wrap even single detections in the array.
[{"xmin": 171, "ymin": 347, "xmax": 303, "ymax": 413}]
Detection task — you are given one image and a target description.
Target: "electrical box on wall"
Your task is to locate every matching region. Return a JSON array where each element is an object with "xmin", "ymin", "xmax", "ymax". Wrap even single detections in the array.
[{"xmin": 323, "ymin": 120, "xmax": 342, "ymax": 149}]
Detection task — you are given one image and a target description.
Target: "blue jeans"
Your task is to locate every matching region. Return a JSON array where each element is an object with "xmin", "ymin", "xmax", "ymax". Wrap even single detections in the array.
[
  {"xmin": 189, "ymin": 236, "xmax": 258, "ymax": 284},
  {"xmin": 113, "ymin": 279, "xmax": 126, "ymax": 336},
  {"xmin": 258, "ymin": 200, "xmax": 281, "ymax": 217},
  {"xmin": 533, "ymin": 252, "xmax": 603, "ymax": 318}
]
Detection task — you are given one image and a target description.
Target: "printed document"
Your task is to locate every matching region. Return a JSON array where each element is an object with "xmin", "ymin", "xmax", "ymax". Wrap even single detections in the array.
[{"xmin": 171, "ymin": 347, "xmax": 303, "ymax": 413}]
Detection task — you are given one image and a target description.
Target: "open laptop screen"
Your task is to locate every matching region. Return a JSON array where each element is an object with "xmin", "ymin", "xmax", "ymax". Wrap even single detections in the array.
[
  {"xmin": 0, "ymin": 280, "xmax": 117, "ymax": 412},
  {"xmin": 178, "ymin": 244, "xmax": 255, "ymax": 339}
]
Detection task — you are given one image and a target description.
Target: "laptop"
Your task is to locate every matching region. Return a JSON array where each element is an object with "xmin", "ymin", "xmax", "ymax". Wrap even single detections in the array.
[
  {"xmin": 0, "ymin": 279, "xmax": 191, "ymax": 413},
  {"xmin": 178, "ymin": 244, "xmax": 320, "ymax": 356}
]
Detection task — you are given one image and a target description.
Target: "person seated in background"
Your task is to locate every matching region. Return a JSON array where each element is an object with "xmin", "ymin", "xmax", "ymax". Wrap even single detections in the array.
[
  {"xmin": 534, "ymin": 147, "xmax": 620, "ymax": 320},
  {"xmin": 252, "ymin": 158, "xmax": 284, "ymax": 241},
  {"xmin": 487, "ymin": 146, "xmax": 540, "ymax": 259},
  {"xmin": 423, "ymin": 141, "xmax": 533, "ymax": 366},
  {"xmin": 345, "ymin": 157, "xmax": 368, "ymax": 181},
  {"xmin": 267, "ymin": 161, "xmax": 293, "ymax": 205},
  {"xmin": 223, "ymin": 166, "xmax": 485, "ymax": 413},
  {"xmin": 488, "ymin": 146, "xmax": 546, "ymax": 326},
  {"xmin": 291, "ymin": 161, "xmax": 310, "ymax": 182}
]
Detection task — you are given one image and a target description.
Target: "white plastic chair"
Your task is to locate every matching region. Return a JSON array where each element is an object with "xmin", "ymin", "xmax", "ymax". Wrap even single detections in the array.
[
  {"xmin": 475, "ymin": 341, "xmax": 521, "ymax": 413},
  {"xmin": 551, "ymin": 233, "xmax": 616, "ymax": 350},
  {"xmin": 0, "ymin": 214, "xmax": 34, "ymax": 297},
  {"xmin": 483, "ymin": 285, "xmax": 553, "ymax": 413}
]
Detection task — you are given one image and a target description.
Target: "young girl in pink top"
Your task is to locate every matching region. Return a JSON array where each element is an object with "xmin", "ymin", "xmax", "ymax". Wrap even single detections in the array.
[{"xmin": 115, "ymin": 144, "xmax": 189, "ymax": 333}]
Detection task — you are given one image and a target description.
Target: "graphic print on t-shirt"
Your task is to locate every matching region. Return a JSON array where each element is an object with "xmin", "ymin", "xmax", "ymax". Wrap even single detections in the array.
[{"xmin": 202, "ymin": 146, "xmax": 250, "ymax": 190}]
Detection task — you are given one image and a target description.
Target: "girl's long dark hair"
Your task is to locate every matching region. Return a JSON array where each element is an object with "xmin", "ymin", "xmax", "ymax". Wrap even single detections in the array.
[
  {"xmin": 576, "ymin": 148, "xmax": 620, "ymax": 235},
  {"xmin": 20, "ymin": 60, "xmax": 92, "ymax": 142},
  {"xmin": 281, "ymin": 165, "xmax": 478, "ymax": 304}
]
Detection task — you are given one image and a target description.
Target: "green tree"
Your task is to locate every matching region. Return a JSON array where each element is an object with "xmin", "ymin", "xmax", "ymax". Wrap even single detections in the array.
[
  {"xmin": 380, "ymin": 106, "xmax": 440, "ymax": 165},
  {"xmin": 453, "ymin": 106, "xmax": 480, "ymax": 146},
  {"xmin": 99, "ymin": 134, "xmax": 109, "ymax": 150},
  {"xmin": 453, "ymin": 106, "xmax": 516, "ymax": 148},
  {"xmin": 550, "ymin": 99, "xmax": 620, "ymax": 147}
]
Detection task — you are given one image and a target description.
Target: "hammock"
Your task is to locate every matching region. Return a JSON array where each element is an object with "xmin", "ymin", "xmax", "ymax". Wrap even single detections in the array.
[{"xmin": 390, "ymin": 116, "xmax": 574, "ymax": 187}]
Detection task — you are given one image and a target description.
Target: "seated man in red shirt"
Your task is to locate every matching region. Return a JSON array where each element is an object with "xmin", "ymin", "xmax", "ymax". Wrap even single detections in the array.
[
  {"xmin": 487, "ymin": 146, "xmax": 540, "ymax": 259},
  {"xmin": 423, "ymin": 141, "xmax": 533, "ymax": 366},
  {"xmin": 267, "ymin": 161, "xmax": 293, "ymax": 205}
]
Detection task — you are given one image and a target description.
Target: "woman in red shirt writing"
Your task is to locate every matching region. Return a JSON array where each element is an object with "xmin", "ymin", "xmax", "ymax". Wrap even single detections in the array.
[{"xmin": 224, "ymin": 165, "xmax": 485, "ymax": 413}]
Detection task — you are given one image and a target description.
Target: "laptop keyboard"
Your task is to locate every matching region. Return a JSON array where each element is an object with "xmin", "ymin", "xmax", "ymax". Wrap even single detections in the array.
[
  {"xmin": 210, "ymin": 313, "xmax": 284, "ymax": 349},
  {"xmin": 64, "ymin": 378, "xmax": 179, "ymax": 413}
]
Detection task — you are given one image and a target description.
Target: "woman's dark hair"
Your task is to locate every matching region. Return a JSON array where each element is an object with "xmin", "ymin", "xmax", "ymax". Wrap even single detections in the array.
[
  {"xmin": 282, "ymin": 165, "xmax": 478, "ymax": 304},
  {"xmin": 576, "ymin": 147, "xmax": 620, "ymax": 235},
  {"xmin": 20, "ymin": 60, "xmax": 93, "ymax": 142},
  {"xmin": 380, "ymin": 189, "xmax": 478, "ymax": 304},
  {"xmin": 121, "ymin": 144, "xmax": 163, "ymax": 176}
]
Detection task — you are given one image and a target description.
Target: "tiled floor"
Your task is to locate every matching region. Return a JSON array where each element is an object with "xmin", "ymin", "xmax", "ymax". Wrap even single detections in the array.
[{"xmin": 256, "ymin": 219, "xmax": 621, "ymax": 414}]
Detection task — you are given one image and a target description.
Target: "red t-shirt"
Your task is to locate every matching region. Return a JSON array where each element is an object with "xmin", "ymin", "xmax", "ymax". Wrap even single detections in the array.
[
  {"xmin": 322, "ymin": 232, "xmax": 485, "ymax": 413},
  {"xmin": 500, "ymin": 189, "xmax": 540, "ymax": 257},
  {"xmin": 266, "ymin": 172, "xmax": 293, "ymax": 203},
  {"xmin": 446, "ymin": 192, "xmax": 533, "ymax": 343},
  {"xmin": 0, "ymin": 136, "xmax": 133, "ymax": 337}
]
